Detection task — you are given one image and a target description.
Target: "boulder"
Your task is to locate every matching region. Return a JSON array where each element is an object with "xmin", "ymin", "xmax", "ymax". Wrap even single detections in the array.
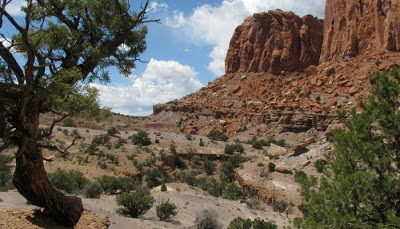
[
  {"xmin": 275, "ymin": 163, "xmax": 293, "ymax": 174},
  {"xmin": 267, "ymin": 143, "xmax": 287, "ymax": 159}
]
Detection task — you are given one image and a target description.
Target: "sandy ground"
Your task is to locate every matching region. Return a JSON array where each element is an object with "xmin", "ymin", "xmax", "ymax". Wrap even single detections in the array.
[{"xmin": 0, "ymin": 184, "xmax": 293, "ymax": 228}]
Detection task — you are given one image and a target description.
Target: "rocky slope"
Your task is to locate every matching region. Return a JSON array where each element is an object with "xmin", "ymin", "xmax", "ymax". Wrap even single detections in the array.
[{"xmin": 146, "ymin": 0, "xmax": 400, "ymax": 137}]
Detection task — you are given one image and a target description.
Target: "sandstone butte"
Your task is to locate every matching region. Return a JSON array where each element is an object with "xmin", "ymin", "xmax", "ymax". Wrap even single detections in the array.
[{"xmin": 147, "ymin": 0, "xmax": 400, "ymax": 137}]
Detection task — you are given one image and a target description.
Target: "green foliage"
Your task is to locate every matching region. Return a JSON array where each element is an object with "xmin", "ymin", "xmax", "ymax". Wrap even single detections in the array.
[
  {"xmin": 145, "ymin": 168, "xmax": 163, "ymax": 188},
  {"xmin": 49, "ymin": 168, "xmax": 89, "ymax": 193},
  {"xmin": 313, "ymin": 159, "xmax": 326, "ymax": 173},
  {"xmin": 249, "ymin": 136, "xmax": 285, "ymax": 149},
  {"xmin": 174, "ymin": 156, "xmax": 187, "ymax": 169},
  {"xmin": 107, "ymin": 127, "xmax": 120, "ymax": 136},
  {"xmin": 229, "ymin": 154, "xmax": 246, "ymax": 168},
  {"xmin": 220, "ymin": 161, "xmax": 235, "ymax": 182},
  {"xmin": 97, "ymin": 175, "xmax": 123, "ymax": 194},
  {"xmin": 206, "ymin": 179, "xmax": 226, "ymax": 197},
  {"xmin": 85, "ymin": 182, "xmax": 103, "ymax": 198},
  {"xmin": 268, "ymin": 162, "xmax": 276, "ymax": 172},
  {"xmin": 295, "ymin": 69, "xmax": 400, "ymax": 228},
  {"xmin": 199, "ymin": 138, "xmax": 204, "ymax": 146},
  {"xmin": 156, "ymin": 199, "xmax": 177, "ymax": 221},
  {"xmin": 228, "ymin": 217, "xmax": 277, "ymax": 229},
  {"xmin": 0, "ymin": 155, "xmax": 12, "ymax": 191},
  {"xmin": 223, "ymin": 182, "xmax": 244, "ymax": 200},
  {"xmin": 116, "ymin": 190, "xmax": 154, "ymax": 218},
  {"xmin": 92, "ymin": 134, "xmax": 110, "ymax": 146},
  {"xmin": 169, "ymin": 143, "xmax": 177, "ymax": 154},
  {"xmin": 207, "ymin": 130, "xmax": 229, "ymax": 141},
  {"xmin": 131, "ymin": 131, "xmax": 151, "ymax": 146},
  {"xmin": 161, "ymin": 183, "xmax": 167, "ymax": 192},
  {"xmin": 224, "ymin": 143, "xmax": 244, "ymax": 154},
  {"xmin": 62, "ymin": 118, "xmax": 75, "ymax": 127},
  {"xmin": 203, "ymin": 159, "xmax": 216, "ymax": 175},
  {"xmin": 180, "ymin": 170, "xmax": 198, "ymax": 186}
]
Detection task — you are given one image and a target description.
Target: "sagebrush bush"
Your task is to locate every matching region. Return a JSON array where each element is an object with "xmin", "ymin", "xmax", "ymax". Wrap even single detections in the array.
[
  {"xmin": 156, "ymin": 199, "xmax": 177, "ymax": 221},
  {"xmin": 268, "ymin": 162, "xmax": 276, "ymax": 172},
  {"xmin": 223, "ymin": 182, "xmax": 244, "ymax": 200},
  {"xmin": 49, "ymin": 168, "xmax": 89, "ymax": 193},
  {"xmin": 161, "ymin": 183, "xmax": 167, "ymax": 192},
  {"xmin": 203, "ymin": 159, "xmax": 216, "ymax": 175},
  {"xmin": 85, "ymin": 182, "xmax": 103, "ymax": 198},
  {"xmin": 131, "ymin": 130, "xmax": 151, "ymax": 146},
  {"xmin": 116, "ymin": 190, "xmax": 154, "ymax": 217},
  {"xmin": 195, "ymin": 210, "xmax": 222, "ymax": 229}
]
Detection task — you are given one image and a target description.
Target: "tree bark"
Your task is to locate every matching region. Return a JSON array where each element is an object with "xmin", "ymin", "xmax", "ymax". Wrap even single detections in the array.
[{"xmin": 12, "ymin": 134, "xmax": 83, "ymax": 227}]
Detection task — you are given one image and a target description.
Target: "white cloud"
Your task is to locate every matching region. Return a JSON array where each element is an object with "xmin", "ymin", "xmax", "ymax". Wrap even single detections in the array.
[
  {"xmin": 91, "ymin": 59, "xmax": 203, "ymax": 116},
  {"xmin": 5, "ymin": 0, "xmax": 26, "ymax": 16},
  {"xmin": 165, "ymin": 0, "xmax": 325, "ymax": 76},
  {"xmin": 165, "ymin": 10, "xmax": 186, "ymax": 28},
  {"xmin": 150, "ymin": 1, "xmax": 168, "ymax": 12}
]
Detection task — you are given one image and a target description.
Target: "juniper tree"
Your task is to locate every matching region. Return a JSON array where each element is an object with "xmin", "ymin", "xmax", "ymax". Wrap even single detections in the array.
[
  {"xmin": 294, "ymin": 69, "xmax": 400, "ymax": 228},
  {"xmin": 0, "ymin": 0, "xmax": 157, "ymax": 226}
]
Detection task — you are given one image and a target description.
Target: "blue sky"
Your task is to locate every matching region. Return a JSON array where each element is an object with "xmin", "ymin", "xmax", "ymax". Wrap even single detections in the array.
[{"xmin": 4, "ymin": 0, "xmax": 326, "ymax": 116}]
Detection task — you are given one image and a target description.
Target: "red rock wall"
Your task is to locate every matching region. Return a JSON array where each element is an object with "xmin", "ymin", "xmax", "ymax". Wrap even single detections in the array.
[
  {"xmin": 320, "ymin": 0, "xmax": 400, "ymax": 63},
  {"xmin": 225, "ymin": 10, "xmax": 323, "ymax": 74}
]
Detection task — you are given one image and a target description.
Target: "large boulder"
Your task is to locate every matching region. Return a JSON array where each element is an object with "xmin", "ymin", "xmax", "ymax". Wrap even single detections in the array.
[
  {"xmin": 225, "ymin": 10, "xmax": 323, "ymax": 75},
  {"xmin": 320, "ymin": 0, "xmax": 400, "ymax": 63}
]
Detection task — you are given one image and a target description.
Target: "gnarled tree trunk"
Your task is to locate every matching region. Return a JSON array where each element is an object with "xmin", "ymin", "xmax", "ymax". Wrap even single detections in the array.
[{"xmin": 12, "ymin": 139, "xmax": 83, "ymax": 227}]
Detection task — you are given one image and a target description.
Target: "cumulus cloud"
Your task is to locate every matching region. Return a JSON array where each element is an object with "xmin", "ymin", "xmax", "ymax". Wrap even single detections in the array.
[
  {"xmin": 5, "ymin": 0, "xmax": 26, "ymax": 16},
  {"xmin": 165, "ymin": 10, "xmax": 186, "ymax": 27},
  {"xmin": 165, "ymin": 0, "xmax": 325, "ymax": 76},
  {"xmin": 91, "ymin": 59, "xmax": 203, "ymax": 116},
  {"xmin": 150, "ymin": 1, "xmax": 168, "ymax": 12}
]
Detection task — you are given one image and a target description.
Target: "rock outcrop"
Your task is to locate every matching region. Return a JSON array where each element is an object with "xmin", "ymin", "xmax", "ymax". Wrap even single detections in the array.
[
  {"xmin": 320, "ymin": 0, "xmax": 400, "ymax": 62},
  {"xmin": 225, "ymin": 10, "xmax": 323, "ymax": 74}
]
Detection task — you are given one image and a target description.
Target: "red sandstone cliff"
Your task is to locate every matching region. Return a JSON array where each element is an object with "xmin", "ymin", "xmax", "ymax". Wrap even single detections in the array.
[
  {"xmin": 320, "ymin": 0, "xmax": 400, "ymax": 63},
  {"xmin": 225, "ymin": 10, "xmax": 323, "ymax": 75}
]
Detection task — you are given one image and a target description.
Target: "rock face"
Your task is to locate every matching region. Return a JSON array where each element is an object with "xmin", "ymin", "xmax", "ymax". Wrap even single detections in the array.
[
  {"xmin": 225, "ymin": 10, "xmax": 323, "ymax": 74},
  {"xmin": 320, "ymin": 0, "xmax": 400, "ymax": 62}
]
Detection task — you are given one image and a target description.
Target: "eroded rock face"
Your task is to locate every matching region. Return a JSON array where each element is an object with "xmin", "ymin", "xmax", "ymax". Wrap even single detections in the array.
[
  {"xmin": 320, "ymin": 0, "xmax": 400, "ymax": 63},
  {"xmin": 225, "ymin": 10, "xmax": 323, "ymax": 74}
]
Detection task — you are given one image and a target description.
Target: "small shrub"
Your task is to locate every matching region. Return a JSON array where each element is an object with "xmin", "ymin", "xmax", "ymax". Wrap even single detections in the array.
[
  {"xmin": 0, "ymin": 155, "xmax": 12, "ymax": 191},
  {"xmin": 224, "ymin": 143, "xmax": 244, "ymax": 154},
  {"xmin": 257, "ymin": 162, "xmax": 264, "ymax": 167},
  {"xmin": 48, "ymin": 169, "xmax": 76, "ymax": 193},
  {"xmin": 199, "ymin": 138, "xmax": 204, "ymax": 146},
  {"xmin": 155, "ymin": 138, "xmax": 159, "ymax": 143},
  {"xmin": 203, "ymin": 159, "xmax": 216, "ymax": 175},
  {"xmin": 223, "ymin": 182, "xmax": 244, "ymax": 200},
  {"xmin": 156, "ymin": 199, "xmax": 177, "ymax": 221},
  {"xmin": 268, "ymin": 162, "xmax": 276, "ymax": 172},
  {"xmin": 63, "ymin": 118, "xmax": 75, "ymax": 127},
  {"xmin": 314, "ymin": 159, "xmax": 326, "ymax": 173},
  {"xmin": 185, "ymin": 133, "xmax": 193, "ymax": 141},
  {"xmin": 180, "ymin": 170, "xmax": 198, "ymax": 186},
  {"xmin": 169, "ymin": 144, "xmax": 177, "ymax": 154},
  {"xmin": 145, "ymin": 168, "xmax": 163, "ymax": 188},
  {"xmin": 116, "ymin": 190, "xmax": 154, "ymax": 218},
  {"xmin": 161, "ymin": 183, "xmax": 167, "ymax": 192},
  {"xmin": 195, "ymin": 210, "xmax": 222, "ymax": 229},
  {"xmin": 62, "ymin": 129, "xmax": 69, "ymax": 136},
  {"xmin": 85, "ymin": 182, "xmax": 103, "ymax": 198},
  {"xmin": 220, "ymin": 161, "xmax": 235, "ymax": 182},
  {"xmin": 97, "ymin": 175, "xmax": 123, "ymax": 194},
  {"xmin": 131, "ymin": 131, "xmax": 151, "ymax": 146},
  {"xmin": 207, "ymin": 130, "xmax": 228, "ymax": 141},
  {"xmin": 107, "ymin": 127, "xmax": 120, "ymax": 136},
  {"xmin": 227, "ymin": 217, "xmax": 252, "ymax": 229},
  {"xmin": 68, "ymin": 169, "xmax": 89, "ymax": 190}
]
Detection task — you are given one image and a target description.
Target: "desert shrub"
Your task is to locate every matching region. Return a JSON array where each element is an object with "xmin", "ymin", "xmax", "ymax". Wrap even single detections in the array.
[
  {"xmin": 161, "ymin": 183, "xmax": 167, "ymax": 192},
  {"xmin": 227, "ymin": 217, "xmax": 252, "ymax": 229},
  {"xmin": 314, "ymin": 159, "xmax": 326, "ymax": 173},
  {"xmin": 203, "ymin": 159, "xmax": 216, "ymax": 175},
  {"xmin": 131, "ymin": 130, "xmax": 151, "ymax": 146},
  {"xmin": 97, "ymin": 175, "xmax": 123, "ymax": 194},
  {"xmin": 0, "ymin": 155, "xmax": 12, "ymax": 191},
  {"xmin": 251, "ymin": 140, "xmax": 263, "ymax": 149},
  {"xmin": 155, "ymin": 138, "xmax": 159, "ymax": 143},
  {"xmin": 195, "ymin": 210, "xmax": 222, "ymax": 229},
  {"xmin": 257, "ymin": 162, "xmax": 264, "ymax": 166},
  {"xmin": 119, "ymin": 177, "xmax": 139, "ymax": 193},
  {"xmin": 57, "ymin": 127, "xmax": 62, "ymax": 131},
  {"xmin": 114, "ymin": 138, "xmax": 127, "ymax": 149},
  {"xmin": 71, "ymin": 129, "xmax": 80, "ymax": 137},
  {"xmin": 273, "ymin": 200, "xmax": 288, "ymax": 213},
  {"xmin": 145, "ymin": 168, "xmax": 163, "ymax": 188},
  {"xmin": 169, "ymin": 143, "xmax": 177, "ymax": 154},
  {"xmin": 228, "ymin": 217, "xmax": 277, "ymax": 229},
  {"xmin": 174, "ymin": 156, "xmax": 187, "ymax": 169},
  {"xmin": 62, "ymin": 129, "xmax": 69, "ymax": 136},
  {"xmin": 207, "ymin": 179, "xmax": 226, "ymax": 197},
  {"xmin": 92, "ymin": 134, "xmax": 110, "ymax": 146},
  {"xmin": 86, "ymin": 143, "xmax": 98, "ymax": 155},
  {"xmin": 62, "ymin": 118, "xmax": 75, "ymax": 127},
  {"xmin": 156, "ymin": 199, "xmax": 177, "ymax": 221},
  {"xmin": 192, "ymin": 155, "xmax": 201, "ymax": 166},
  {"xmin": 106, "ymin": 154, "xmax": 119, "ymax": 165},
  {"xmin": 85, "ymin": 182, "xmax": 103, "ymax": 198},
  {"xmin": 116, "ymin": 190, "xmax": 154, "ymax": 218},
  {"xmin": 199, "ymin": 138, "xmax": 204, "ymax": 146},
  {"xmin": 68, "ymin": 169, "xmax": 89, "ymax": 190},
  {"xmin": 223, "ymin": 182, "xmax": 244, "ymax": 200},
  {"xmin": 185, "ymin": 133, "xmax": 193, "ymax": 141},
  {"xmin": 207, "ymin": 130, "xmax": 228, "ymax": 141},
  {"xmin": 105, "ymin": 142, "xmax": 112, "ymax": 150},
  {"xmin": 268, "ymin": 162, "xmax": 276, "ymax": 172},
  {"xmin": 180, "ymin": 170, "xmax": 198, "ymax": 186},
  {"xmin": 229, "ymin": 154, "xmax": 246, "ymax": 168},
  {"xmin": 48, "ymin": 169, "xmax": 77, "ymax": 193},
  {"xmin": 107, "ymin": 126, "xmax": 120, "ymax": 136},
  {"xmin": 220, "ymin": 161, "xmax": 235, "ymax": 182},
  {"xmin": 224, "ymin": 143, "xmax": 244, "ymax": 154}
]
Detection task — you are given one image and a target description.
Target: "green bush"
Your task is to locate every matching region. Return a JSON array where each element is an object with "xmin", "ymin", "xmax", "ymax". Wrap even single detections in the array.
[
  {"xmin": 131, "ymin": 130, "xmax": 151, "ymax": 146},
  {"xmin": 224, "ymin": 143, "xmax": 244, "ymax": 154},
  {"xmin": 0, "ymin": 155, "xmax": 12, "ymax": 192},
  {"xmin": 161, "ymin": 183, "xmax": 167, "ymax": 192},
  {"xmin": 203, "ymin": 159, "xmax": 216, "ymax": 175},
  {"xmin": 156, "ymin": 199, "xmax": 177, "ymax": 221},
  {"xmin": 268, "ymin": 162, "xmax": 276, "ymax": 172},
  {"xmin": 85, "ymin": 182, "xmax": 103, "ymax": 198},
  {"xmin": 180, "ymin": 170, "xmax": 198, "ymax": 186},
  {"xmin": 97, "ymin": 175, "xmax": 123, "ymax": 194},
  {"xmin": 223, "ymin": 182, "xmax": 244, "ymax": 200},
  {"xmin": 199, "ymin": 138, "xmax": 204, "ymax": 146},
  {"xmin": 68, "ymin": 169, "xmax": 89, "ymax": 190},
  {"xmin": 48, "ymin": 169, "xmax": 77, "ymax": 193},
  {"xmin": 145, "ymin": 168, "xmax": 163, "ymax": 188},
  {"xmin": 207, "ymin": 179, "xmax": 226, "ymax": 197},
  {"xmin": 107, "ymin": 126, "xmax": 120, "ymax": 136},
  {"xmin": 228, "ymin": 217, "xmax": 277, "ymax": 229},
  {"xmin": 220, "ymin": 161, "xmax": 235, "ymax": 182},
  {"xmin": 207, "ymin": 130, "xmax": 228, "ymax": 141},
  {"xmin": 62, "ymin": 118, "xmax": 75, "ymax": 127},
  {"xmin": 116, "ymin": 190, "xmax": 154, "ymax": 218}
]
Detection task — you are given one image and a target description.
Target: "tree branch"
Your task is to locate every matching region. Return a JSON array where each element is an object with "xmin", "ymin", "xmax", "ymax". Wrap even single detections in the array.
[
  {"xmin": 37, "ymin": 112, "xmax": 68, "ymax": 140},
  {"xmin": 40, "ymin": 136, "xmax": 81, "ymax": 157}
]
